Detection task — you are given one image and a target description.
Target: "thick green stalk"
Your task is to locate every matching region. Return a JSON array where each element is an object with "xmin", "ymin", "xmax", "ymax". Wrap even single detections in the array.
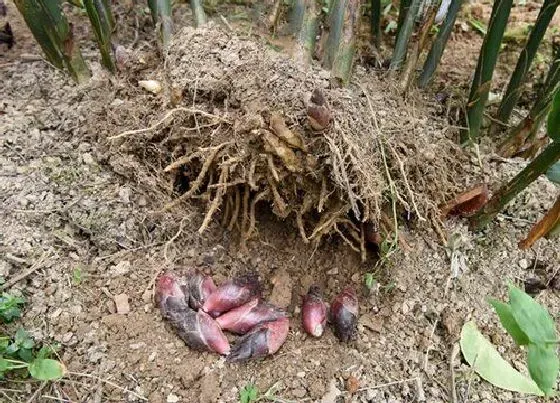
[
  {"xmin": 390, "ymin": 0, "xmax": 422, "ymax": 70},
  {"xmin": 289, "ymin": 0, "xmax": 306, "ymax": 34},
  {"xmin": 494, "ymin": 0, "xmax": 560, "ymax": 129},
  {"xmin": 498, "ymin": 47, "xmax": 560, "ymax": 156},
  {"xmin": 84, "ymin": 0, "xmax": 115, "ymax": 72},
  {"xmin": 14, "ymin": 0, "xmax": 90, "ymax": 82},
  {"xmin": 331, "ymin": 0, "xmax": 361, "ymax": 83},
  {"xmin": 371, "ymin": 0, "xmax": 381, "ymax": 49},
  {"xmin": 470, "ymin": 141, "xmax": 560, "ymax": 230},
  {"xmin": 396, "ymin": 0, "xmax": 411, "ymax": 40},
  {"xmin": 293, "ymin": 0, "xmax": 318, "ymax": 65},
  {"xmin": 464, "ymin": 0, "xmax": 513, "ymax": 143},
  {"xmin": 400, "ymin": 3, "xmax": 438, "ymax": 93},
  {"xmin": 418, "ymin": 0, "xmax": 464, "ymax": 87},
  {"xmin": 190, "ymin": 0, "xmax": 207, "ymax": 27},
  {"xmin": 322, "ymin": 0, "xmax": 347, "ymax": 70},
  {"xmin": 148, "ymin": 0, "xmax": 174, "ymax": 46}
]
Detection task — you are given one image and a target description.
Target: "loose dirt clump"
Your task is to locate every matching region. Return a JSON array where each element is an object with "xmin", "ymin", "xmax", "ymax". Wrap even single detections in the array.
[{"xmin": 110, "ymin": 24, "xmax": 471, "ymax": 256}]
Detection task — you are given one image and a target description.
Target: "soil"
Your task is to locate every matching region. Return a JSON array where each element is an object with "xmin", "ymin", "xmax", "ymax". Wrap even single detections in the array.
[{"xmin": 1, "ymin": 2, "xmax": 559, "ymax": 403}]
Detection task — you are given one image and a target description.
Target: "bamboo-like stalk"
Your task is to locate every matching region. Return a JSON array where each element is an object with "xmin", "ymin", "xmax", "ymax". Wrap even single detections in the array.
[
  {"xmin": 84, "ymin": 0, "xmax": 115, "ymax": 72},
  {"xmin": 498, "ymin": 45, "xmax": 560, "ymax": 156},
  {"xmin": 463, "ymin": 0, "xmax": 513, "ymax": 143},
  {"xmin": 322, "ymin": 0, "xmax": 347, "ymax": 70},
  {"xmin": 289, "ymin": 0, "xmax": 306, "ymax": 34},
  {"xmin": 548, "ymin": 80, "xmax": 560, "ymax": 141},
  {"xmin": 14, "ymin": 0, "xmax": 90, "ymax": 83},
  {"xmin": 418, "ymin": 0, "xmax": 464, "ymax": 87},
  {"xmin": 190, "ymin": 0, "xmax": 207, "ymax": 27},
  {"xmin": 494, "ymin": 0, "xmax": 560, "ymax": 130},
  {"xmin": 293, "ymin": 0, "xmax": 318, "ymax": 65},
  {"xmin": 396, "ymin": 0, "xmax": 411, "ymax": 40},
  {"xmin": 331, "ymin": 0, "xmax": 361, "ymax": 83},
  {"xmin": 371, "ymin": 0, "xmax": 381, "ymax": 49},
  {"xmin": 148, "ymin": 0, "xmax": 174, "ymax": 46},
  {"xmin": 400, "ymin": 3, "xmax": 438, "ymax": 93},
  {"xmin": 268, "ymin": 0, "xmax": 283, "ymax": 31},
  {"xmin": 470, "ymin": 141, "xmax": 560, "ymax": 230},
  {"xmin": 390, "ymin": 0, "xmax": 422, "ymax": 71}
]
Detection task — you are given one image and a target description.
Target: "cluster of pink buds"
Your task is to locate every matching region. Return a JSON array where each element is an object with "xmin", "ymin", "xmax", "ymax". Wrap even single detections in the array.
[
  {"xmin": 155, "ymin": 272, "xmax": 289, "ymax": 362},
  {"xmin": 302, "ymin": 285, "xmax": 358, "ymax": 342}
]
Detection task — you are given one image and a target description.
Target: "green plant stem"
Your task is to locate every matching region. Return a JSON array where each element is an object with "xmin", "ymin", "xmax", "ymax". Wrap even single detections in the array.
[
  {"xmin": 371, "ymin": 0, "xmax": 381, "ymax": 49},
  {"xmin": 83, "ymin": 0, "xmax": 115, "ymax": 72},
  {"xmin": 289, "ymin": 0, "xmax": 305, "ymax": 34},
  {"xmin": 322, "ymin": 0, "xmax": 347, "ymax": 69},
  {"xmin": 400, "ymin": 3, "xmax": 438, "ymax": 93},
  {"xmin": 148, "ymin": 0, "xmax": 174, "ymax": 46},
  {"xmin": 390, "ymin": 0, "xmax": 422, "ymax": 70},
  {"xmin": 498, "ymin": 46, "xmax": 560, "ymax": 157},
  {"xmin": 293, "ymin": 0, "xmax": 318, "ymax": 64},
  {"xmin": 14, "ymin": 0, "xmax": 90, "ymax": 83},
  {"xmin": 396, "ymin": 0, "xmax": 411, "ymax": 40},
  {"xmin": 418, "ymin": 0, "xmax": 464, "ymax": 87},
  {"xmin": 463, "ymin": 0, "xmax": 513, "ymax": 143},
  {"xmin": 331, "ymin": 0, "xmax": 361, "ymax": 83},
  {"xmin": 190, "ymin": 0, "xmax": 207, "ymax": 27},
  {"xmin": 470, "ymin": 141, "xmax": 560, "ymax": 230},
  {"xmin": 494, "ymin": 0, "xmax": 560, "ymax": 130}
]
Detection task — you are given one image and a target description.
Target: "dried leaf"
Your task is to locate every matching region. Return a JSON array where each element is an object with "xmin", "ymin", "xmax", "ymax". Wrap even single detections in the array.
[{"xmin": 441, "ymin": 184, "xmax": 489, "ymax": 218}]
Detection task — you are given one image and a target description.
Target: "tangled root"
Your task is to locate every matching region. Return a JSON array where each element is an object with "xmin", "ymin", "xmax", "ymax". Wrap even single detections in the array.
[{"xmin": 109, "ymin": 24, "xmax": 475, "ymax": 259}]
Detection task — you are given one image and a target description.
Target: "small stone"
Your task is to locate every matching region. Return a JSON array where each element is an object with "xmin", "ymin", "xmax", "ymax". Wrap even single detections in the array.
[
  {"xmin": 148, "ymin": 351, "xmax": 157, "ymax": 362},
  {"xmin": 326, "ymin": 268, "xmax": 339, "ymax": 275},
  {"xmin": 518, "ymin": 259, "xmax": 530, "ymax": 270},
  {"xmin": 118, "ymin": 187, "xmax": 131, "ymax": 204},
  {"xmin": 62, "ymin": 332, "xmax": 73, "ymax": 343},
  {"xmin": 296, "ymin": 371, "xmax": 306, "ymax": 378},
  {"xmin": 321, "ymin": 379, "xmax": 341, "ymax": 403},
  {"xmin": 346, "ymin": 376, "xmax": 359, "ymax": 394},
  {"xmin": 110, "ymin": 261, "xmax": 131, "ymax": 276},
  {"xmin": 292, "ymin": 388, "xmax": 307, "ymax": 398},
  {"xmin": 82, "ymin": 153, "xmax": 95, "ymax": 165},
  {"xmin": 166, "ymin": 393, "xmax": 180, "ymax": 403},
  {"xmin": 114, "ymin": 293, "xmax": 130, "ymax": 314}
]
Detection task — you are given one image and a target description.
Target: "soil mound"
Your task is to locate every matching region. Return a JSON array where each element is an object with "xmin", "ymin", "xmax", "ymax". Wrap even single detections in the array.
[{"xmin": 111, "ymin": 23, "xmax": 469, "ymax": 254}]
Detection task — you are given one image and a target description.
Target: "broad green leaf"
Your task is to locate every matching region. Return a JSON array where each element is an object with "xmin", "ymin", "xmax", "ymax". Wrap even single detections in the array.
[
  {"xmin": 509, "ymin": 284, "xmax": 557, "ymax": 344},
  {"xmin": 548, "ymin": 88, "xmax": 560, "ymax": 142},
  {"xmin": 547, "ymin": 162, "xmax": 560, "ymax": 184},
  {"xmin": 28, "ymin": 359, "xmax": 65, "ymax": 381},
  {"xmin": 239, "ymin": 384, "xmax": 258, "ymax": 403},
  {"xmin": 0, "ymin": 358, "xmax": 9, "ymax": 373},
  {"xmin": 18, "ymin": 348, "xmax": 34, "ymax": 363},
  {"xmin": 527, "ymin": 343, "xmax": 559, "ymax": 396},
  {"xmin": 489, "ymin": 299, "xmax": 530, "ymax": 345},
  {"xmin": 460, "ymin": 322, "xmax": 543, "ymax": 395}
]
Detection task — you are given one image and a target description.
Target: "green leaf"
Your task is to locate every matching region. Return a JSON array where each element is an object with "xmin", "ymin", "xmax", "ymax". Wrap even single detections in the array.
[
  {"xmin": 28, "ymin": 359, "xmax": 65, "ymax": 381},
  {"xmin": 547, "ymin": 162, "xmax": 560, "ymax": 184},
  {"xmin": 364, "ymin": 273, "xmax": 376, "ymax": 290},
  {"xmin": 527, "ymin": 343, "xmax": 559, "ymax": 396},
  {"xmin": 239, "ymin": 384, "xmax": 259, "ymax": 403},
  {"xmin": 508, "ymin": 284, "xmax": 557, "ymax": 344},
  {"xmin": 0, "ymin": 357, "xmax": 9, "ymax": 373},
  {"xmin": 548, "ymin": 88, "xmax": 560, "ymax": 141},
  {"xmin": 489, "ymin": 298, "xmax": 530, "ymax": 345},
  {"xmin": 5, "ymin": 343, "xmax": 19, "ymax": 356},
  {"xmin": 460, "ymin": 322, "xmax": 543, "ymax": 395},
  {"xmin": 18, "ymin": 348, "xmax": 34, "ymax": 363}
]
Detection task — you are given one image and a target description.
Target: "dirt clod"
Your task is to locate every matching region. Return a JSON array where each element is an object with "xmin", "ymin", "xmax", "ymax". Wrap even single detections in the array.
[{"xmin": 114, "ymin": 294, "xmax": 130, "ymax": 314}]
